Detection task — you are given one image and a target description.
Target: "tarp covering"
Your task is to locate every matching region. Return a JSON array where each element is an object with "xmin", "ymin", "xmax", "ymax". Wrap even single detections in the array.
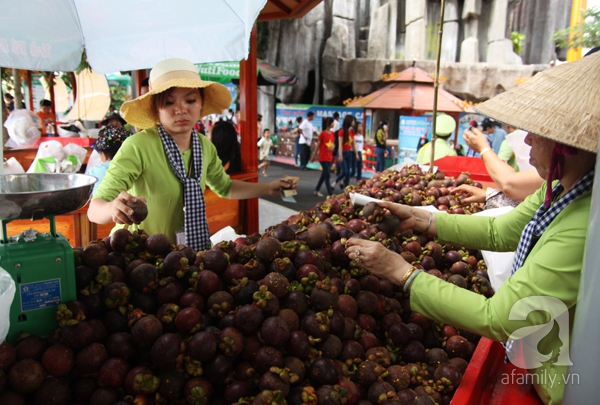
[{"xmin": 0, "ymin": 0, "xmax": 267, "ymax": 73}]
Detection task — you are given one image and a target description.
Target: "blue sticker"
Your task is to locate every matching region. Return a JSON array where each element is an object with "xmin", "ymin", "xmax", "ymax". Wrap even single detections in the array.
[{"xmin": 20, "ymin": 279, "xmax": 62, "ymax": 312}]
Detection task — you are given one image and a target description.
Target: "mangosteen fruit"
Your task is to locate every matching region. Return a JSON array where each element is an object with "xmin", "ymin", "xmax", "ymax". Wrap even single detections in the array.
[
  {"xmin": 125, "ymin": 199, "xmax": 148, "ymax": 223},
  {"xmin": 8, "ymin": 359, "xmax": 44, "ymax": 394},
  {"xmin": 75, "ymin": 342, "xmax": 108, "ymax": 374}
]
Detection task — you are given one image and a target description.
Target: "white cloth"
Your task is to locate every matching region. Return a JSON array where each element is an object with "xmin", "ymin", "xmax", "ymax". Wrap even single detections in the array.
[{"xmin": 298, "ymin": 119, "xmax": 314, "ymax": 145}]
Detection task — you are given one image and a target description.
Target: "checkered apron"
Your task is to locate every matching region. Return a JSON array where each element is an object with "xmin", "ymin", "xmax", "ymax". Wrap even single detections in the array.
[
  {"xmin": 504, "ymin": 169, "xmax": 595, "ymax": 361},
  {"xmin": 158, "ymin": 125, "xmax": 211, "ymax": 251}
]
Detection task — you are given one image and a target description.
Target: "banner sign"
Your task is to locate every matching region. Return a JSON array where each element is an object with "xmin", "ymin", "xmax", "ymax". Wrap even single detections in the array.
[
  {"xmin": 399, "ymin": 115, "xmax": 432, "ymax": 150},
  {"xmin": 276, "ymin": 104, "xmax": 364, "ymax": 135}
]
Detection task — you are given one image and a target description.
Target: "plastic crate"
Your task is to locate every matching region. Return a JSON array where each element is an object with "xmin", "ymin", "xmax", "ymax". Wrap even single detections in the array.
[
  {"xmin": 426, "ymin": 156, "xmax": 493, "ymax": 183},
  {"xmin": 452, "ymin": 337, "xmax": 543, "ymax": 405}
]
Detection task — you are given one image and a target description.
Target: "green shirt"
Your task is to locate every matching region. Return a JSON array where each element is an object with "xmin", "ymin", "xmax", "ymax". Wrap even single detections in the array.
[
  {"xmin": 409, "ymin": 182, "xmax": 591, "ymax": 405},
  {"xmin": 498, "ymin": 139, "xmax": 519, "ymax": 171},
  {"xmin": 416, "ymin": 138, "xmax": 457, "ymax": 164},
  {"xmin": 94, "ymin": 126, "xmax": 232, "ymax": 243}
]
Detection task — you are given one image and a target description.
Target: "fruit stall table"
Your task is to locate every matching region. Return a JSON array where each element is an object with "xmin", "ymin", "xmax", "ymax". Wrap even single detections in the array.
[{"xmin": 3, "ymin": 136, "xmax": 96, "ymax": 172}]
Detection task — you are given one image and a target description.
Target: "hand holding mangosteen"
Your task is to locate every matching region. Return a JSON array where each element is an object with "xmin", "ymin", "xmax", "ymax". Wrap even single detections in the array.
[
  {"xmin": 377, "ymin": 201, "xmax": 437, "ymax": 236},
  {"xmin": 345, "ymin": 237, "xmax": 413, "ymax": 286},
  {"xmin": 452, "ymin": 184, "xmax": 486, "ymax": 204},
  {"xmin": 110, "ymin": 191, "xmax": 148, "ymax": 225}
]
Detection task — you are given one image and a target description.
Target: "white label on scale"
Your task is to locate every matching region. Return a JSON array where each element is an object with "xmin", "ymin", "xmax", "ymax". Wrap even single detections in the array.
[{"xmin": 20, "ymin": 279, "xmax": 62, "ymax": 312}]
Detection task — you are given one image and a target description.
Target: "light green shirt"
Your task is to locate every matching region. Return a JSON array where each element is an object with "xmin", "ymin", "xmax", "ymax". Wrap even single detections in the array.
[
  {"xmin": 94, "ymin": 126, "xmax": 232, "ymax": 243},
  {"xmin": 498, "ymin": 139, "xmax": 519, "ymax": 171},
  {"xmin": 409, "ymin": 182, "xmax": 591, "ymax": 405},
  {"xmin": 416, "ymin": 138, "xmax": 457, "ymax": 164}
]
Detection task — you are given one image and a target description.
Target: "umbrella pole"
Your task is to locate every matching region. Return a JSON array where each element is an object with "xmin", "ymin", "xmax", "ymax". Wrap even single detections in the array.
[{"xmin": 429, "ymin": 0, "xmax": 446, "ymax": 173}]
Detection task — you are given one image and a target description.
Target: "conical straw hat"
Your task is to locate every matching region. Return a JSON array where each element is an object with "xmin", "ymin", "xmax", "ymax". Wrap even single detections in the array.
[{"xmin": 475, "ymin": 51, "xmax": 600, "ymax": 153}]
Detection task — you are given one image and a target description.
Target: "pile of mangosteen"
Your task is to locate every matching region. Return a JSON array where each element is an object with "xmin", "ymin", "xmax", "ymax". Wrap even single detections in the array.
[{"xmin": 0, "ymin": 166, "xmax": 494, "ymax": 405}]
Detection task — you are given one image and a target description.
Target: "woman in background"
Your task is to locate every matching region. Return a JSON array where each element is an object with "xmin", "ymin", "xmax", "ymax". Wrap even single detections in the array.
[
  {"xmin": 311, "ymin": 117, "xmax": 335, "ymax": 197},
  {"xmin": 374, "ymin": 121, "xmax": 388, "ymax": 172},
  {"xmin": 211, "ymin": 120, "xmax": 242, "ymax": 174},
  {"xmin": 332, "ymin": 115, "xmax": 357, "ymax": 190}
]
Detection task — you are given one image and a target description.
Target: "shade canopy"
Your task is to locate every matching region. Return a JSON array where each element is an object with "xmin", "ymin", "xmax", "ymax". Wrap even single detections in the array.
[
  {"xmin": 0, "ymin": 0, "xmax": 267, "ymax": 73},
  {"xmin": 198, "ymin": 60, "xmax": 298, "ymax": 86},
  {"xmin": 348, "ymin": 66, "xmax": 474, "ymax": 113}
]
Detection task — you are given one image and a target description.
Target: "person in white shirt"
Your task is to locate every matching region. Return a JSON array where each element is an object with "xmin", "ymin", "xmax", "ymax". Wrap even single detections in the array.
[
  {"xmin": 353, "ymin": 121, "xmax": 365, "ymax": 181},
  {"xmin": 298, "ymin": 111, "xmax": 315, "ymax": 170},
  {"xmin": 332, "ymin": 112, "xmax": 340, "ymax": 133}
]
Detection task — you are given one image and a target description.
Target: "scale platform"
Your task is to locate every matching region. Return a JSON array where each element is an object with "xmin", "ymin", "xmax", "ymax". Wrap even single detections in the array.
[{"xmin": 0, "ymin": 173, "xmax": 96, "ymax": 343}]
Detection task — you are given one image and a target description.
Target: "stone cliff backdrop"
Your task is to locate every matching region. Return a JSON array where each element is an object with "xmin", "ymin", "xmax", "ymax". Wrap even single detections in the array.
[{"xmin": 257, "ymin": 0, "xmax": 571, "ymax": 128}]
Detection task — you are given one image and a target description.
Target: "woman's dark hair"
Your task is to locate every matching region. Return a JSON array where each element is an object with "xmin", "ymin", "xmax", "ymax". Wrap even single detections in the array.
[
  {"xmin": 322, "ymin": 116, "xmax": 333, "ymax": 130},
  {"xmin": 377, "ymin": 120, "xmax": 388, "ymax": 131},
  {"xmin": 341, "ymin": 115, "xmax": 355, "ymax": 143},
  {"xmin": 211, "ymin": 120, "xmax": 242, "ymax": 174}
]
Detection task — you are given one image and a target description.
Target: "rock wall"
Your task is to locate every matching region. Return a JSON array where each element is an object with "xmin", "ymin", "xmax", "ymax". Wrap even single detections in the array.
[{"xmin": 259, "ymin": 0, "xmax": 570, "ymax": 128}]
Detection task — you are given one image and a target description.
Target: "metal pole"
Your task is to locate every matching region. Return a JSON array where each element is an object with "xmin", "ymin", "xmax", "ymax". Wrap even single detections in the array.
[{"xmin": 429, "ymin": 0, "xmax": 446, "ymax": 173}]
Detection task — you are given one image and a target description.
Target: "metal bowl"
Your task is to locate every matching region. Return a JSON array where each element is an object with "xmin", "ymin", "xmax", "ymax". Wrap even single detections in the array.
[{"xmin": 0, "ymin": 173, "xmax": 98, "ymax": 221}]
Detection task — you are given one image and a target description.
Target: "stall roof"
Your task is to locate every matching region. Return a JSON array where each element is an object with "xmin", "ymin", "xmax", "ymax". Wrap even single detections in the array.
[
  {"xmin": 258, "ymin": 0, "xmax": 323, "ymax": 21},
  {"xmin": 347, "ymin": 66, "xmax": 474, "ymax": 113}
]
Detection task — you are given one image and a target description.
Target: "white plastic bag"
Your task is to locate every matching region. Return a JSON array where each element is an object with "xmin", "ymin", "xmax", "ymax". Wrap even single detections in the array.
[
  {"xmin": 3, "ymin": 157, "xmax": 25, "ymax": 174},
  {"xmin": 27, "ymin": 140, "xmax": 66, "ymax": 173},
  {"xmin": 505, "ymin": 130, "xmax": 535, "ymax": 172},
  {"xmin": 85, "ymin": 150, "xmax": 103, "ymax": 174},
  {"xmin": 472, "ymin": 206, "xmax": 515, "ymax": 291},
  {"xmin": 0, "ymin": 267, "xmax": 16, "ymax": 343},
  {"xmin": 3, "ymin": 110, "xmax": 41, "ymax": 148}
]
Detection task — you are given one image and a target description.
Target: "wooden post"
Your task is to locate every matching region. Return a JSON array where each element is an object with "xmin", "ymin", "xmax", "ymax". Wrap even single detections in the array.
[
  {"xmin": 239, "ymin": 24, "xmax": 259, "ymax": 235},
  {"xmin": 428, "ymin": 0, "xmax": 446, "ymax": 172},
  {"xmin": 48, "ymin": 72, "xmax": 58, "ymax": 135},
  {"xmin": 26, "ymin": 71, "xmax": 33, "ymax": 110}
]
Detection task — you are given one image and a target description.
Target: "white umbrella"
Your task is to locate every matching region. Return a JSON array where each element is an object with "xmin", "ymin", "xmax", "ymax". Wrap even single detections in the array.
[{"xmin": 0, "ymin": 0, "xmax": 267, "ymax": 73}]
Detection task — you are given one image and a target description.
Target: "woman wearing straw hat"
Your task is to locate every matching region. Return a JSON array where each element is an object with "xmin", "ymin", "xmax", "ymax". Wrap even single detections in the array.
[
  {"xmin": 344, "ymin": 51, "xmax": 600, "ymax": 404},
  {"xmin": 88, "ymin": 58, "xmax": 295, "ymax": 252}
]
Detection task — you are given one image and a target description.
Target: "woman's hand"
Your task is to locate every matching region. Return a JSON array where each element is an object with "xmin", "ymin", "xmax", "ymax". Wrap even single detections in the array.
[
  {"xmin": 463, "ymin": 127, "xmax": 490, "ymax": 154},
  {"xmin": 266, "ymin": 178, "xmax": 298, "ymax": 197},
  {"xmin": 377, "ymin": 201, "xmax": 417, "ymax": 232},
  {"xmin": 111, "ymin": 191, "xmax": 146, "ymax": 225},
  {"xmin": 345, "ymin": 238, "xmax": 412, "ymax": 285},
  {"xmin": 452, "ymin": 184, "xmax": 487, "ymax": 204}
]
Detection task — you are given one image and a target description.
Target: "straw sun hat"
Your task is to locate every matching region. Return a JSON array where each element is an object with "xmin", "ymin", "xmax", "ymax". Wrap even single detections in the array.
[
  {"xmin": 121, "ymin": 58, "xmax": 232, "ymax": 130},
  {"xmin": 475, "ymin": 51, "xmax": 600, "ymax": 153}
]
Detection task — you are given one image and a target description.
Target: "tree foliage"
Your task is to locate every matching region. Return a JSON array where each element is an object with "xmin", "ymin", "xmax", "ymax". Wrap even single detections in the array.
[{"xmin": 553, "ymin": 7, "xmax": 600, "ymax": 50}]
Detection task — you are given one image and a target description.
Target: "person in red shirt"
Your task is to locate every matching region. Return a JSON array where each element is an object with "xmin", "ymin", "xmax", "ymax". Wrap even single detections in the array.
[
  {"xmin": 310, "ymin": 116, "xmax": 336, "ymax": 197},
  {"xmin": 332, "ymin": 115, "xmax": 358, "ymax": 190},
  {"xmin": 37, "ymin": 99, "xmax": 56, "ymax": 136}
]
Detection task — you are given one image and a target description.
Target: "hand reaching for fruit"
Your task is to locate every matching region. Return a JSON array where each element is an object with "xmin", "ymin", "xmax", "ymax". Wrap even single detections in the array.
[
  {"xmin": 345, "ymin": 237, "xmax": 412, "ymax": 286},
  {"xmin": 111, "ymin": 191, "xmax": 148, "ymax": 225},
  {"xmin": 452, "ymin": 184, "xmax": 487, "ymax": 204}
]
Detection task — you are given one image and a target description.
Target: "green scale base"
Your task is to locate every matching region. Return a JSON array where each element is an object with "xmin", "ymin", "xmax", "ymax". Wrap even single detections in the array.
[{"xmin": 0, "ymin": 222, "xmax": 76, "ymax": 344}]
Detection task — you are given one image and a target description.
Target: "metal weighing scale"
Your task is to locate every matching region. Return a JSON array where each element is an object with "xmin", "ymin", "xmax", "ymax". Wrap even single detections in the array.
[{"xmin": 0, "ymin": 173, "xmax": 97, "ymax": 344}]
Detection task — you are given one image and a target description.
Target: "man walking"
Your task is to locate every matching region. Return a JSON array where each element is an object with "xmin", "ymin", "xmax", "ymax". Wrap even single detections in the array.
[{"xmin": 298, "ymin": 111, "xmax": 315, "ymax": 170}]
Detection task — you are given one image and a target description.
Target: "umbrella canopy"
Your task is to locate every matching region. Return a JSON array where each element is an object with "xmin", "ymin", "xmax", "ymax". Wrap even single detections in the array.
[
  {"xmin": 0, "ymin": 0, "xmax": 267, "ymax": 73},
  {"xmin": 198, "ymin": 60, "xmax": 298, "ymax": 86},
  {"xmin": 348, "ymin": 66, "xmax": 474, "ymax": 113}
]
